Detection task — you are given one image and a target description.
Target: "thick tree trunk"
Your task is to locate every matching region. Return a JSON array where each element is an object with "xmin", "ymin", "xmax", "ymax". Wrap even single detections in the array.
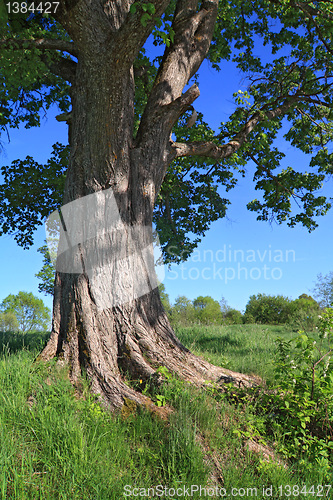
[{"xmin": 39, "ymin": 48, "xmax": 254, "ymax": 412}]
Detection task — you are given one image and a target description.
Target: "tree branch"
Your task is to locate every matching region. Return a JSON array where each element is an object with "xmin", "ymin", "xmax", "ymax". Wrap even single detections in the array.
[
  {"xmin": 296, "ymin": 2, "xmax": 333, "ymax": 55},
  {"xmin": 170, "ymin": 96, "xmax": 297, "ymax": 161},
  {"xmin": 40, "ymin": 54, "xmax": 77, "ymax": 83},
  {"xmin": 0, "ymin": 38, "xmax": 78, "ymax": 57},
  {"xmin": 136, "ymin": 0, "xmax": 218, "ymax": 145},
  {"xmin": 114, "ymin": 0, "xmax": 171, "ymax": 65}
]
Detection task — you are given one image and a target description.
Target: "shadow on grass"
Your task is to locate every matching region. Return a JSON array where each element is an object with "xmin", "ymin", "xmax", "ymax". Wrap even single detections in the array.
[
  {"xmin": 193, "ymin": 334, "xmax": 241, "ymax": 351},
  {"xmin": 0, "ymin": 331, "xmax": 51, "ymax": 357}
]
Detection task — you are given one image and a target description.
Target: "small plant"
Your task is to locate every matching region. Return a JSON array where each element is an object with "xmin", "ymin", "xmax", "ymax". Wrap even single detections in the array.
[
  {"xmin": 271, "ymin": 309, "xmax": 333, "ymax": 467},
  {"xmin": 206, "ymin": 310, "xmax": 333, "ymax": 480}
]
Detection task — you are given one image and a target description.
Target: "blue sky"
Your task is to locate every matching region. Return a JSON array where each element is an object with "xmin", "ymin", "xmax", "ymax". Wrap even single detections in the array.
[{"xmin": 0, "ymin": 51, "xmax": 332, "ymax": 315}]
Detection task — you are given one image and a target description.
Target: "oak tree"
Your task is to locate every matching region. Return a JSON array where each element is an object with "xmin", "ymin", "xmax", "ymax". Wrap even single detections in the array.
[{"xmin": 0, "ymin": 0, "xmax": 332, "ymax": 409}]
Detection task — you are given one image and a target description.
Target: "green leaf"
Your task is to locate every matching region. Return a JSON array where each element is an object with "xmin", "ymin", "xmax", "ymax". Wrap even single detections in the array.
[{"xmin": 140, "ymin": 12, "xmax": 151, "ymax": 27}]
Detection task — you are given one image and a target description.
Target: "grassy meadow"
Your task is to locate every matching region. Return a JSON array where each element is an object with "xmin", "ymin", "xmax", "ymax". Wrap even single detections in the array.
[{"xmin": 0, "ymin": 325, "xmax": 331, "ymax": 499}]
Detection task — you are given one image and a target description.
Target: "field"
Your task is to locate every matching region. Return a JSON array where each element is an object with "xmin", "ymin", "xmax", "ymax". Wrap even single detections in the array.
[{"xmin": 0, "ymin": 325, "xmax": 331, "ymax": 500}]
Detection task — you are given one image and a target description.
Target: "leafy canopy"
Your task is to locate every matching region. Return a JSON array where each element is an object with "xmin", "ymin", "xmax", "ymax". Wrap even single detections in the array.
[
  {"xmin": 0, "ymin": 291, "xmax": 51, "ymax": 333},
  {"xmin": 0, "ymin": 1, "xmax": 332, "ymax": 262}
]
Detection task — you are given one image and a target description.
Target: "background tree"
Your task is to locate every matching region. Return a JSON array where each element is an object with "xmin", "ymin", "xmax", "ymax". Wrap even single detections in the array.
[
  {"xmin": 244, "ymin": 293, "xmax": 293, "ymax": 325},
  {"xmin": 223, "ymin": 308, "xmax": 243, "ymax": 325},
  {"xmin": 172, "ymin": 295, "xmax": 196, "ymax": 326},
  {"xmin": 0, "ymin": 291, "xmax": 51, "ymax": 333},
  {"xmin": 193, "ymin": 295, "xmax": 223, "ymax": 324},
  {"xmin": 0, "ymin": 310, "xmax": 19, "ymax": 332},
  {"xmin": 312, "ymin": 272, "xmax": 333, "ymax": 308},
  {"xmin": 288, "ymin": 294, "xmax": 320, "ymax": 331},
  {"xmin": 0, "ymin": 0, "xmax": 332, "ymax": 409}
]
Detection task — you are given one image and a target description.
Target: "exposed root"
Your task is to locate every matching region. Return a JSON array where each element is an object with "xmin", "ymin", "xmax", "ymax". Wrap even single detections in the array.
[{"xmin": 38, "ymin": 279, "xmax": 259, "ymax": 412}]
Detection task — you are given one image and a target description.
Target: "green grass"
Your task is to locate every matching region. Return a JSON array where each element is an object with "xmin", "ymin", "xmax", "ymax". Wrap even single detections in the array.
[
  {"xmin": 0, "ymin": 327, "xmax": 331, "ymax": 499},
  {"xmin": 175, "ymin": 324, "xmax": 325, "ymax": 384}
]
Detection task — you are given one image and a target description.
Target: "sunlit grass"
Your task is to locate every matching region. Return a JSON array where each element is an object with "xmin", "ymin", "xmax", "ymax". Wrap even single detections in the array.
[
  {"xmin": 0, "ymin": 327, "xmax": 330, "ymax": 499},
  {"xmin": 175, "ymin": 324, "xmax": 323, "ymax": 384}
]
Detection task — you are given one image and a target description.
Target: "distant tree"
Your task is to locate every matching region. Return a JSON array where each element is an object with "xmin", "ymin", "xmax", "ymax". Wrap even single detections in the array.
[
  {"xmin": 172, "ymin": 296, "xmax": 196, "ymax": 326},
  {"xmin": 224, "ymin": 308, "xmax": 243, "ymax": 325},
  {"xmin": 298, "ymin": 293, "xmax": 318, "ymax": 303},
  {"xmin": 244, "ymin": 293, "xmax": 293, "ymax": 325},
  {"xmin": 0, "ymin": 292, "xmax": 51, "ymax": 333},
  {"xmin": 220, "ymin": 297, "xmax": 231, "ymax": 315},
  {"xmin": 0, "ymin": 311, "xmax": 19, "ymax": 332},
  {"xmin": 312, "ymin": 272, "xmax": 333, "ymax": 308},
  {"xmin": 193, "ymin": 296, "xmax": 223, "ymax": 324},
  {"xmin": 289, "ymin": 295, "xmax": 320, "ymax": 331}
]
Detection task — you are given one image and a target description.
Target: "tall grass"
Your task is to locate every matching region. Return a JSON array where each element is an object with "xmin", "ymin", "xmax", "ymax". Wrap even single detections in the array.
[
  {"xmin": 0, "ymin": 327, "xmax": 330, "ymax": 499},
  {"xmin": 175, "ymin": 324, "xmax": 324, "ymax": 383}
]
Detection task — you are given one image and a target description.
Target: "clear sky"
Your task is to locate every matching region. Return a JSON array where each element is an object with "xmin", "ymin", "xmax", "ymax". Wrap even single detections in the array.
[{"xmin": 0, "ymin": 47, "xmax": 332, "ymax": 315}]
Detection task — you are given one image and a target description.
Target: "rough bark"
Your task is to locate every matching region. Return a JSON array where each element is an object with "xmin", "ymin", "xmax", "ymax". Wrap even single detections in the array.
[{"xmin": 39, "ymin": 0, "xmax": 256, "ymax": 412}]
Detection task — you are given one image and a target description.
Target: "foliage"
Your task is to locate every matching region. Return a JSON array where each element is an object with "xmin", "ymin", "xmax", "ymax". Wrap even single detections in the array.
[
  {"xmin": 223, "ymin": 308, "xmax": 243, "ymax": 325},
  {"xmin": 0, "ymin": 310, "xmax": 19, "ymax": 332},
  {"xmin": 244, "ymin": 293, "xmax": 294, "ymax": 324},
  {"xmin": 35, "ymin": 244, "xmax": 56, "ymax": 296},
  {"xmin": 0, "ymin": 291, "xmax": 51, "ymax": 333},
  {"xmin": 0, "ymin": 144, "xmax": 68, "ymax": 248},
  {"xmin": 213, "ymin": 309, "xmax": 333, "ymax": 480},
  {"xmin": 0, "ymin": 1, "xmax": 333, "ymax": 262},
  {"xmin": 170, "ymin": 295, "xmax": 196, "ymax": 326},
  {"xmin": 288, "ymin": 295, "xmax": 320, "ymax": 332},
  {"xmin": 193, "ymin": 295, "xmax": 223, "ymax": 324},
  {"xmin": 312, "ymin": 271, "xmax": 333, "ymax": 308},
  {"xmin": 270, "ymin": 311, "xmax": 333, "ymax": 471}
]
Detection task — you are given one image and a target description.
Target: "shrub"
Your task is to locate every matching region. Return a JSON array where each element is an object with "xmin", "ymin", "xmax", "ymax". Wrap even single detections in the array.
[
  {"xmin": 0, "ymin": 311, "xmax": 19, "ymax": 332},
  {"xmin": 170, "ymin": 295, "xmax": 196, "ymax": 326},
  {"xmin": 223, "ymin": 308, "xmax": 243, "ymax": 325},
  {"xmin": 288, "ymin": 296, "xmax": 321, "ymax": 332},
  {"xmin": 193, "ymin": 296, "xmax": 223, "ymax": 324},
  {"xmin": 244, "ymin": 293, "xmax": 293, "ymax": 324}
]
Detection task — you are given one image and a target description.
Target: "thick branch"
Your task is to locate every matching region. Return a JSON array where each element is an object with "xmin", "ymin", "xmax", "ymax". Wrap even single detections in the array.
[
  {"xmin": 170, "ymin": 97, "xmax": 297, "ymax": 161},
  {"xmin": 40, "ymin": 54, "xmax": 77, "ymax": 83},
  {"xmin": 136, "ymin": 0, "xmax": 218, "ymax": 145},
  {"xmin": 115, "ymin": 0, "xmax": 171, "ymax": 65},
  {"xmin": 164, "ymin": 83, "xmax": 201, "ymax": 126},
  {"xmin": 171, "ymin": 140, "xmax": 241, "ymax": 160},
  {"xmin": 0, "ymin": 38, "xmax": 78, "ymax": 57},
  {"xmin": 151, "ymin": 0, "xmax": 218, "ymax": 105}
]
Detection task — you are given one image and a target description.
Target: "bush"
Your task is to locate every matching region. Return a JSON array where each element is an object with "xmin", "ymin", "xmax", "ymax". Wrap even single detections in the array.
[
  {"xmin": 170, "ymin": 295, "xmax": 196, "ymax": 326},
  {"xmin": 0, "ymin": 311, "xmax": 19, "ymax": 332},
  {"xmin": 223, "ymin": 308, "xmax": 243, "ymax": 325},
  {"xmin": 193, "ymin": 296, "xmax": 223, "ymax": 324},
  {"xmin": 244, "ymin": 293, "xmax": 293, "ymax": 324},
  {"xmin": 288, "ymin": 296, "xmax": 321, "ymax": 332}
]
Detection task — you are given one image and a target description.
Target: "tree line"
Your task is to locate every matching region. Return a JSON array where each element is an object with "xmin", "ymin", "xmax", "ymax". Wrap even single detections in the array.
[{"xmin": 160, "ymin": 271, "xmax": 333, "ymax": 330}]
